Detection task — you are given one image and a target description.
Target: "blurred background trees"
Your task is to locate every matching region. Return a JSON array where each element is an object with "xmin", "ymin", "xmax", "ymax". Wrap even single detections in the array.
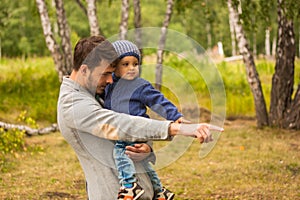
[
  {"xmin": 0, "ymin": 0, "xmax": 298, "ymax": 59},
  {"xmin": 0, "ymin": 0, "xmax": 299, "ymax": 129}
]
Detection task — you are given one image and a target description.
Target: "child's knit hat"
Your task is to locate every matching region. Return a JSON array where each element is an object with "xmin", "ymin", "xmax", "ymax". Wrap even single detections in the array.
[{"xmin": 112, "ymin": 40, "xmax": 141, "ymax": 62}]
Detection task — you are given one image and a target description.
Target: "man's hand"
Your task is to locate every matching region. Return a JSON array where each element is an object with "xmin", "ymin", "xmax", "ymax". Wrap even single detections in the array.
[{"xmin": 125, "ymin": 143, "xmax": 151, "ymax": 162}]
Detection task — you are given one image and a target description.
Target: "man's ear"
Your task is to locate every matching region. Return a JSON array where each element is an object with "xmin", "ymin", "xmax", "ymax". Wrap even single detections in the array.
[{"xmin": 80, "ymin": 65, "xmax": 88, "ymax": 75}]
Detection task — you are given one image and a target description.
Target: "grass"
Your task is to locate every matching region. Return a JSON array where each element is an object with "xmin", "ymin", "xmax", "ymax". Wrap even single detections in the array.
[
  {"xmin": 0, "ymin": 57, "xmax": 60, "ymax": 123},
  {"xmin": 0, "ymin": 56, "xmax": 300, "ymax": 199},
  {"xmin": 0, "ymin": 133, "xmax": 86, "ymax": 199},
  {"xmin": 0, "ymin": 120, "xmax": 299, "ymax": 199},
  {"xmin": 0, "ymin": 56, "xmax": 299, "ymax": 122}
]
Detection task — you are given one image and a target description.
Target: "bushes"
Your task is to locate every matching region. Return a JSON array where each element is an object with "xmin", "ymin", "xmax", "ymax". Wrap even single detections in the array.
[
  {"xmin": 0, "ymin": 57, "xmax": 60, "ymax": 123},
  {"xmin": 0, "ymin": 112, "xmax": 27, "ymax": 172},
  {"xmin": 0, "ymin": 128, "xmax": 25, "ymax": 157},
  {"xmin": 0, "ymin": 110, "xmax": 43, "ymax": 172}
]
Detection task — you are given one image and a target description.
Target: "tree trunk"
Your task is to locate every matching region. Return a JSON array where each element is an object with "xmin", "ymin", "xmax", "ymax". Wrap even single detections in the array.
[
  {"xmin": 119, "ymin": 0, "xmax": 129, "ymax": 40},
  {"xmin": 205, "ymin": 0, "xmax": 212, "ymax": 50},
  {"xmin": 0, "ymin": 121, "xmax": 58, "ymax": 136},
  {"xmin": 284, "ymin": 85, "xmax": 300, "ymax": 129},
  {"xmin": 269, "ymin": 0, "xmax": 297, "ymax": 129},
  {"xmin": 265, "ymin": 28, "xmax": 271, "ymax": 57},
  {"xmin": 228, "ymin": 9, "xmax": 237, "ymax": 56},
  {"xmin": 133, "ymin": 0, "xmax": 142, "ymax": 46},
  {"xmin": 227, "ymin": 0, "xmax": 269, "ymax": 127},
  {"xmin": 36, "ymin": 0, "xmax": 64, "ymax": 80},
  {"xmin": 74, "ymin": 0, "xmax": 103, "ymax": 36},
  {"xmin": 54, "ymin": 0, "xmax": 73, "ymax": 76},
  {"xmin": 86, "ymin": 0, "xmax": 100, "ymax": 36},
  {"xmin": 206, "ymin": 22, "xmax": 212, "ymax": 49},
  {"xmin": 253, "ymin": 31, "xmax": 257, "ymax": 58},
  {"xmin": 133, "ymin": 0, "xmax": 143, "ymax": 74},
  {"xmin": 155, "ymin": 0, "xmax": 174, "ymax": 91},
  {"xmin": 272, "ymin": 36, "xmax": 276, "ymax": 57},
  {"xmin": 74, "ymin": 0, "xmax": 87, "ymax": 15},
  {"xmin": 0, "ymin": 37, "xmax": 2, "ymax": 59}
]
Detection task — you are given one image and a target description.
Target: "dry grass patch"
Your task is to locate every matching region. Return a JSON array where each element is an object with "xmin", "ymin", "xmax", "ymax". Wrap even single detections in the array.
[{"xmin": 0, "ymin": 119, "xmax": 299, "ymax": 199}]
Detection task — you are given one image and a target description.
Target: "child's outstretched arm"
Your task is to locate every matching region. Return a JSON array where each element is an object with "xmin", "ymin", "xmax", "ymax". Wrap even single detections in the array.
[{"xmin": 169, "ymin": 122, "xmax": 224, "ymax": 143}]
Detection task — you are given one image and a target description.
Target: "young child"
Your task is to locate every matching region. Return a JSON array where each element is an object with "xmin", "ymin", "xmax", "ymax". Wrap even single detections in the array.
[{"xmin": 105, "ymin": 40, "xmax": 184, "ymax": 200}]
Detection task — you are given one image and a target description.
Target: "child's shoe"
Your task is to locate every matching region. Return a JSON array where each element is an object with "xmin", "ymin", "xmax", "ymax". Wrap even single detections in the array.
[
  {"xmin": 118, "ymin": 182, "xmax": 145, "ymax": 200},
  {"xmin": 154, "ymin": 187, "xmax": 175, "ymax": 200}
]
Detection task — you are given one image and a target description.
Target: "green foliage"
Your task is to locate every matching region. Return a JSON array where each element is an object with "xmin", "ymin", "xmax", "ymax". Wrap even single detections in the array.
[
  {"xmin": 2, "ymin": 0, "xmax": 299, "ymax": 58},
  {"xmin": 0, "ymin": 56, "xmax": 299, "ymax": 122},
  {"xmin": 0, "ymin": 110, "xmax": 44, "ymax": 172},
  {"xmin": 0, "ymin": 57, "xmax": 60, "ymax": 122},
  {"xmin": 17, "ymin": 110, "xmax": 38, "ymax": 129},
  {"xmin": 146, "ymin": 56, "xmax": 299, "ymax": 117},
  {"xmin": 0, "ymin": 1, "xmax": 48, "ymax": 57},
  {"xmin": 0, "ymin": 128, "xmax": 25, "ymax": 157},
  {"xmin": 0, "ymin": 127, "xmax": 25, "ymax": 173}
]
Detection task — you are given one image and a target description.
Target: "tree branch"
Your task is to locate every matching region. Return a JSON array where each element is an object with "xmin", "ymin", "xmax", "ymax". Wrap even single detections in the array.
[{"xmin": 74, "ymin": 0, "xmax": 87, "ymax": 15}]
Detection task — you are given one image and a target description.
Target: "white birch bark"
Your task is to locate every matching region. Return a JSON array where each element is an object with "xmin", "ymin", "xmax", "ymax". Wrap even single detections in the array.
[
  {"xmin": 227, "ymin": 0, "xmax": 269, "ymax": 127},
  {"xmin": 133, "ymin": 0, "xmax": 143, "ymax": 72},
  {"xmin": 133, "ymin": 0, "xmax": 142, "ymax": 48},
  {"xmin": 36, "ymin": 0, "xmax": 64, "ymax": 80},
  {"xmin": 119, "ymin": 0, "xmax": 129, "ymax": 40},
  {"xmin": 265, "ymin": 28, "xmax": 271, "ymax": 57},
  {"xmin": 253, "ymin": 32, "xmax": 257, "ymax": 58},
  {"xmin": 155, "ymin": 0, "xmax": 174, "ymax": 91},
  {"xmin": 54, "ymin": 0, "xmax": 73, "ymax": 75},
  {"xmin": 86, "ymin": 0, "xmax": 100, "ymax": 36},
  {"xmin": 228, "ymin": 11, "xmax": 237, "ymax": 56},
  {"xmin": 272, "ymin": 36, "xmax": 276, "ymax": 57}
]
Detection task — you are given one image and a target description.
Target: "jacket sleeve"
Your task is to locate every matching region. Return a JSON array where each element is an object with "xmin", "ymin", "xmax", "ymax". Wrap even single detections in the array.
[
  {"xmin": 59, "ymin": 89, "xmax": 172, "ymax": 142},
  {"xmin": 140, "ymin": 82, "xmax": 183, "ymax": 121}
]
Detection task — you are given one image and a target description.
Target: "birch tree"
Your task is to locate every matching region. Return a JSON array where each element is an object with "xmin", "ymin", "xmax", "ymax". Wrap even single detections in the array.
[
  {"xmin": 74, "ymin": 0, "xmax": 87, "ymax": 15},
  {"xmin": 119, "ymin": 0, "xmax": 129, "ymax": 40},
  {"xmin": 74, "ymin": 0, "xmax": 103, "ymax": 36},
  {"xmin": 269, "ymin": 0, "xmax": 299, "ymax": 129},
  {"xmin": 133, "ymin": 0, "xmax": 143, "ymax": 71},
  {"xmin": 54, "ymin": 0, "xmax": 73, "ymax": 76},
  {"xmin": 272, "ymin": 37, "xmax": 276, "ymax": 57},
  {"xmin": 155, "ymin": 0, "xmax": 174, "ymax": 91},
  {"xmin": 205, "ymin": 0, "xmax": 212, "ymax": 49},
  {"xmin": 86, "ymin": 0, "xmax": 100, "ymax": 36},
  {"xmin": 227, "ymin": 0, "xmax": 269, "ymax": 127},
  {"xmin": 36, "ymin": 0, "xmax": 71, "ymax": 81},
  {"xmin": 228, "ymin": 11, "xmax": 237, "ymax": 56},
  {"xmin": 265, "ymin": 28, "xmax": 271, "ymax": 57}
]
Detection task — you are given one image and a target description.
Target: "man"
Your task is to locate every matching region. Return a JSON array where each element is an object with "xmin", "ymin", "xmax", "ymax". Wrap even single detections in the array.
[{"xmin": 57, "ymin": 35, "xmax": 222, "ymax": 200}]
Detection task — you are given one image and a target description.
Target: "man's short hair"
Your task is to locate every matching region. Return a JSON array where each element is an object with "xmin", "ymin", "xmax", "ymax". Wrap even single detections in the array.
[{"xmin": 73, "ymin": 36, "xmax": 118, "ymax": 71}]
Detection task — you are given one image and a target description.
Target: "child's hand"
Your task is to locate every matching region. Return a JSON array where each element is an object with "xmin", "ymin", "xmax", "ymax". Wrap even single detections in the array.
[
  {"xmin": 169, "ymin": 123, "xmax": 224, "ymax": 143},
  {"xmin": 175, "ymin": 117, "xmax": 191, "ymax": 124}
]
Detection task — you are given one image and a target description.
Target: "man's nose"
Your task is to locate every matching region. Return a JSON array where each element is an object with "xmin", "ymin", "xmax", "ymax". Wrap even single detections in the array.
[{"xmin": 107, "ymin": 75, "xmax": 113, "ymax": 84}]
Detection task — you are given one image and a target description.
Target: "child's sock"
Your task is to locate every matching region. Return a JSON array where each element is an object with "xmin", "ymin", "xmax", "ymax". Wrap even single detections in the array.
[{"xmin": 123, "ymin": 183, "xmax": 133, "ymax": 188}]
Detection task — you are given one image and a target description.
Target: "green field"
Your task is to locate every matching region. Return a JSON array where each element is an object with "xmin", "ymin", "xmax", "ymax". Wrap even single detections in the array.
[{"xmin": 0, "ymin": 57, "xmax": 300, "ymax": 199}]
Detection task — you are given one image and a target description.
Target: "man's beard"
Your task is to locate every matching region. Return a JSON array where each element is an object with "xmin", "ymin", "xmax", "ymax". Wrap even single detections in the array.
[{"xmin": 86, "ymin": 74, "xmax": 97, "ymax": 95}]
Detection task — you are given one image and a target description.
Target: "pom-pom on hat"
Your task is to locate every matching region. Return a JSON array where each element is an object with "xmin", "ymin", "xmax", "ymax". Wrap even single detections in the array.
[{"xmin": 112, "ymin": 40, "xmax": 141, "ymax": 62}]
